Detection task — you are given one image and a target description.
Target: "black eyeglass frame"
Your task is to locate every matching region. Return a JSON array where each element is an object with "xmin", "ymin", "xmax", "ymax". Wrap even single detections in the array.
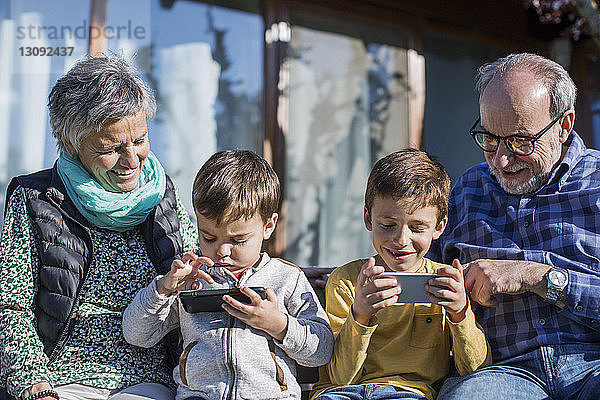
[{"xmin": 469, "ymin": 112, "xmax": 565, "ymax": 156}]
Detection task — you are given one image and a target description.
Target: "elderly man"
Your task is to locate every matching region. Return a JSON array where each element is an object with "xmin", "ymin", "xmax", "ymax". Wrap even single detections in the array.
[{"xmin": 431, "ymin": 53, "xmax": 600, "ymax": 399}]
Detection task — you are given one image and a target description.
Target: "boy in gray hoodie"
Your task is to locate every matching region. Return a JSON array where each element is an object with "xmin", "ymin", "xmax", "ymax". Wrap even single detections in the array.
[{"xmin": 123, "ymin": 150, "xmax": 333, "ymax": 400}]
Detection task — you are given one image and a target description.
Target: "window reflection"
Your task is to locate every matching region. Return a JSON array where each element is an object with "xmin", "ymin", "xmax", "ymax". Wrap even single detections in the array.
[
  {"xmin": 421, "ymin": 31, "xmax": 504, "ymax": 182},
  {"xmin": 105, "ymin": 0, "xmax": 263, "ymax": 214},
  {"xmin": 590, "ymin": 59, "xmax": 600, "ymax": 147},
  {"xmin": 284, "ymin": 26, "xmax": 410, "ymax": 266},
  {"xmin": 0, "ymin": 0, "xmax": 89, "ymax": 222}
]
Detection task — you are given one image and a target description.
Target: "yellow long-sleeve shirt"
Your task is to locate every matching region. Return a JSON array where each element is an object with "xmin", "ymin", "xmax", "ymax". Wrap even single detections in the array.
[{"xmin": 311, "ymin": 257, "xmax": 490, "ymax": 400}]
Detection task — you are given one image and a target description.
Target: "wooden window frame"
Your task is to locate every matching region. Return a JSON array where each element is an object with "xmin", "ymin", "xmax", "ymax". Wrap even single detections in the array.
[
  {"xmin": 88, "ymin": 0, "xmax": 426, "ymax": 257},
  {"xmin": 88, "ymin": 0, "xmax": 107, "ymax": 56},
  {"xmin": 93, "ymin": 0, "xmax": 589, "ymax": 258}
]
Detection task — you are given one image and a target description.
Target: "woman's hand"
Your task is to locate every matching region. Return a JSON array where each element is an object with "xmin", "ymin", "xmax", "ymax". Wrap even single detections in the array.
[
  {"xmin": 22, "ymin": 382, "xmax": 54, "ymax": 400},
  {"xmin": 156, "ymin": 253, "xmax": 215, "ymax": 296}
]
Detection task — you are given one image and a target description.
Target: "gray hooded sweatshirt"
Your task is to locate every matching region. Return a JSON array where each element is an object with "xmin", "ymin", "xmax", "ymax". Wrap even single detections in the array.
[{"xmin": 123, "ymin": 253, "xmax": 333, "ymax": 400}]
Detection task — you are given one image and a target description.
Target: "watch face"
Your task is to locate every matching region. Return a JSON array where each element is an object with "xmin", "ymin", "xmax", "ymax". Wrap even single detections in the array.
[{"xmin": 549, "ymin": 269, "xmax": 567, "ymax": 286}]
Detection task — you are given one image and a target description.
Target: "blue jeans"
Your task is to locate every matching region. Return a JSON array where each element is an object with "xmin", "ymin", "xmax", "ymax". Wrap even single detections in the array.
[
  {"xmin": 438, "ymin": 343, "xmax": 600, "ymax": 400},
  {"xmin": 314, "ymin": 384, "xmax": 428, "ymax": 400}
]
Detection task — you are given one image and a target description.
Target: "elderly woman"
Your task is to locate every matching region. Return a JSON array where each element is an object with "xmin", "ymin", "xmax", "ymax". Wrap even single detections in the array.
[{"xmin": 0, "ymin": 57, "xmax": 197, "ymax": 400}]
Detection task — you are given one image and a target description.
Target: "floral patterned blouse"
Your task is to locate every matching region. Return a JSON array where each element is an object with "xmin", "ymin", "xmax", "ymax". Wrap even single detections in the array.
[{"xmin": 0, "ymin": 186, "xmax": 198, "ymax": 398}]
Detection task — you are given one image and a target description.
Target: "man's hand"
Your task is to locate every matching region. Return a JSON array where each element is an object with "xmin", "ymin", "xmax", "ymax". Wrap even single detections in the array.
[
  {"xmin": 22, "ymin": 382, "xmax": 54, "ymax": 400},
  {"xmin": 351, "ymin": 257, "xmax": 400, "ymax": 326},
  {"xmin": 156, "ymin": 253, "xmax": 215, "ymax": 296},
  {"xmin": 464, "ymin": 259, "xmax": 551, "ymax": 307},
  {"xmin": 222, "ymin": 287, "xmax": 288, "ymax": 341},
  {"xmin": 426, "ymin": 259, "xmax": 468, "ymax": 322}
]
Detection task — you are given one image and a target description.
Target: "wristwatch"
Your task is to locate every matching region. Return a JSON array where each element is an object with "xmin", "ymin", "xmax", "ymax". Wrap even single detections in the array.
[{"xmin": 544, "ymin": 267, "xmax": 568, "ymax": 304}]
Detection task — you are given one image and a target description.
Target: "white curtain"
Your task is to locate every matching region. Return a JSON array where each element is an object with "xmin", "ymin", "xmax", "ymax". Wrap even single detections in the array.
[
  {"xmin": 0, "ymin": 0, "xmax": 88, "ymax": 224},
  {"xmin": 285, "ymin": 26, "xmax": 410, "ymax": 267},
  {"xmin": 17, "ymin": 12, "xmax": 50, "ymax": 173},
  {"xmin": 152, "ymin": 42, "xmax": 221, "ymax": 215},
  {"xmin": 0, "ymin": 12, "xmax": 51, "ymax": 221},
  {"xmin": 0, "ymin": 19, "xmax": 14, "ymax": 192}
]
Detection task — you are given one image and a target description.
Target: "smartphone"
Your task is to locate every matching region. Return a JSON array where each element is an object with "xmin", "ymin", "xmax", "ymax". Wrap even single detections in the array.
[
  {"xmin": 376, "ymin": 272, "xmax": 436, "ymax": 303},
  {"xmin": 179, "ymin": 287, "xmax": 267, "ymax": 313}
]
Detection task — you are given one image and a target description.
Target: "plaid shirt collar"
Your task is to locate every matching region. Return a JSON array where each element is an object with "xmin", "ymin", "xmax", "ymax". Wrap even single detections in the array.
[{"xmin": 548, "ymin": 131, "xmax": 585, "ymax": 191}]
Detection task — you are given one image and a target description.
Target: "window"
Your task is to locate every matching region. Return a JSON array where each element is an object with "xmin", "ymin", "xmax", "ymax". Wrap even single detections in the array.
[
  {"xmin": 0, "ymin": 0, "xmax": 89, "ymax": 220},
  {"xmin": 590, "ymin": 58, "xmax": 600, "ymax": 147},
  {"xmin": 282, "ymin": 16, "xmax": 415, "ymax": 266},
  {"xmin": 421, "ymin": 31, "xmax": 506, "ymax": 182},
  {"xmin": 105, "ymin": 0, "xmax": 264, "ymax": 213}
]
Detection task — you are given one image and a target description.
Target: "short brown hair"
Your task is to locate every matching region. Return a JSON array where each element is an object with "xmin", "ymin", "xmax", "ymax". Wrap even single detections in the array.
[
  {"xmin": 192, "ymin": 150, "xmax": 280, "ymax": 225},
  {"xmin": 365, "ymin": 149, "xmax": 450, "ymax": 222}
]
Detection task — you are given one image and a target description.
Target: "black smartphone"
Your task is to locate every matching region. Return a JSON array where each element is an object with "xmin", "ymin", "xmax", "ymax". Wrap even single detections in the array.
[{"xmin": 178, "ymin": 287, "xmax": 267, "ymax": 313}]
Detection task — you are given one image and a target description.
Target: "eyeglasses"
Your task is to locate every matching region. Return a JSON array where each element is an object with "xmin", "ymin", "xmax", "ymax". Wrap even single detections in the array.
[{"xmin": 469, "ymin": 113, "xmax": 564, "ymax": 156}]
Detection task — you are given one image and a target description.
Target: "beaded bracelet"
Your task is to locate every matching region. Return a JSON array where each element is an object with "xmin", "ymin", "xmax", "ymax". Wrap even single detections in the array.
[{"xmin": 24, "ymin": 390, "xmax": 59, "ymax": 400}]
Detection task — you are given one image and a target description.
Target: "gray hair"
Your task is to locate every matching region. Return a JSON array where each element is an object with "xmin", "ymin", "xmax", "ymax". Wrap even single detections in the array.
[
  {"xmin": 475, "ymin": 53, "xmax": 577, "ymax": 119},
  {"xmin": 48, "ymin": 56, "xmax": 156, "ymax": 151}
]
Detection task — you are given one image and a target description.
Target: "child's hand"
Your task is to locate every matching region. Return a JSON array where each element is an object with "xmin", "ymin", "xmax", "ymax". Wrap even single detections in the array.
[
  {"xmin": 426, "ymin": 259, "xmax": 468, "ymax": 323},
  {"xmin": 352, "ymin": 257, "xmax": 401, "ymax": 326},
  {"xmin": 156, "ymin": 253, "xmax": 215, "ymax": 296},
  {"xmin": 221, "ymin": 287, "xmax": 289, "ymax": 341}
]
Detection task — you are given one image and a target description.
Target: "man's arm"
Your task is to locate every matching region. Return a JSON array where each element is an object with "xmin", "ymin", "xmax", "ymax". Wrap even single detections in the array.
[
  {"xmin": 463, "ymin": 259, "xmax": 551, "ymax": 307},
  {"xmin": 464, "ymin": 258, "xmax": 600, "ymax": 327}
]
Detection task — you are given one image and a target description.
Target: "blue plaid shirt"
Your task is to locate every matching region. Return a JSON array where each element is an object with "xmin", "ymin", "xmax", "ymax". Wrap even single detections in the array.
[{"xmin": 429, "ymin": 132, "xmax": 600, "ymax": 362}]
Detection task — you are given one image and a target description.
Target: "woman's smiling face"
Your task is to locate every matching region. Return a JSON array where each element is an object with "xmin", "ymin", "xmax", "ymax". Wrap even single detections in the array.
[{"xmin": 74, "ymin": 111, "xmax": 149, "ymax": 193}]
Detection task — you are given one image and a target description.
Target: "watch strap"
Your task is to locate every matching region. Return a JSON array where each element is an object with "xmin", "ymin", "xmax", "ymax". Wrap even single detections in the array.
[{"xmin": 545, "ymin": 267, "xmax": 567, "ymax": 304}]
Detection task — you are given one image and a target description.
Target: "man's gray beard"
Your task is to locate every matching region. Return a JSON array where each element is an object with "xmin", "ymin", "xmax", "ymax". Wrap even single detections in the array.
[
  {"xmin": 490, "ymin": 139, "xmax": 561, "ymax": 195},
  {"xmin": 490, "ymin": 164, "xmax": 552, "ymax": 195}
]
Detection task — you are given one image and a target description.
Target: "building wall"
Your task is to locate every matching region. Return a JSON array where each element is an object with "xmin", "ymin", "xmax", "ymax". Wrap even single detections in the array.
[{"xmin": 1, "ymin": 0, "xmax": 599, "ymax": 265}]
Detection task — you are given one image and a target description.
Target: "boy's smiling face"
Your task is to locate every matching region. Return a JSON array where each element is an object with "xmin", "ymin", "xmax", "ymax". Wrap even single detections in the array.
[
  {"xmin": 196, "ymin": 211, "xmax": 278, "ymax": 274},
  {"xmin": 364, "ymin": 195, "xmax": 447, "ymax": 272}
]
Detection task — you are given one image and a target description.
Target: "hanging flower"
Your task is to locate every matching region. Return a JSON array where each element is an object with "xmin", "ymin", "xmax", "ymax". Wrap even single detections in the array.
[{"xmin": 525, "ymin": 0, "xmax": 588, "ymax": 40}]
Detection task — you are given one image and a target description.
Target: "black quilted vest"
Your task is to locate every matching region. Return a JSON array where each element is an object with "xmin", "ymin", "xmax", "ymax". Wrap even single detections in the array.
[{"xmin": 4, "ymin": 165, "xmax": 184, "ymax": 365}]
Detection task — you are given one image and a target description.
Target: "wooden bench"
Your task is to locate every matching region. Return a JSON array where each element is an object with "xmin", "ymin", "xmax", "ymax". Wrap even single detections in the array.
[
  {"xmin": 298, "ymin": 266, "xmax": 336, "ymax": 400},
  {"xmin": 0, "ymin": 267, "xmax": 336, "ymax": 400}
]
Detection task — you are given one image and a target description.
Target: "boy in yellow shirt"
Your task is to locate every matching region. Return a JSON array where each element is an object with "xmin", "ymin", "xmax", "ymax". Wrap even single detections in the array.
[{"xmin": 311, "ymin": 149, "xmax": 489, "ymax": 400}]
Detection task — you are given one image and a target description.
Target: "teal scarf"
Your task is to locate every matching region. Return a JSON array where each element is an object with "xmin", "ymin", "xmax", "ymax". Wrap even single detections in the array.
[{"xmin": 56, "ymin": 150, "xmax": 166, "ymax": 231}]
